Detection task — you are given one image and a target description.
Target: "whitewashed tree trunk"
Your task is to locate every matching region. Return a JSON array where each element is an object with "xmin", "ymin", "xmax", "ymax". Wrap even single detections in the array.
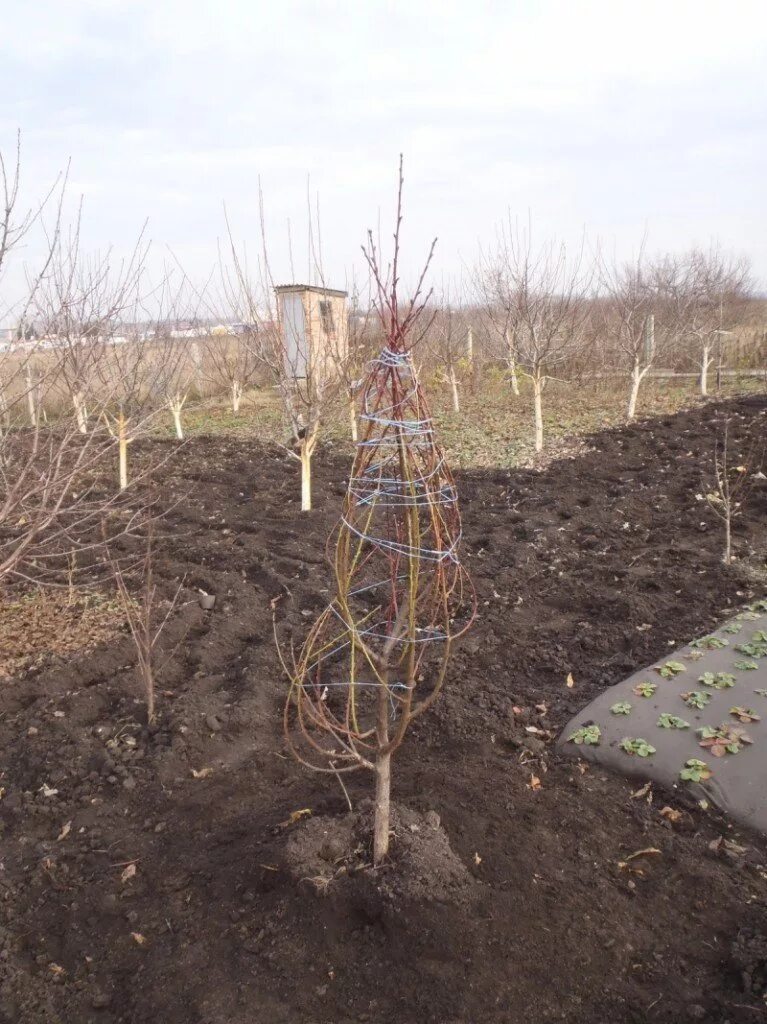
[
  {"xmin": 466, "ymin": 326, "xmax": 474, "ymax": 368},
  {"xmin": 373, "ymin": 682, "xmax": 392, "ymax": 865},
  {"xmin": 300, "ymin": 439, "xmax": 313, "ymax": 512},
  {"xmin": 700, "ymin": 344, "xmax": 712, "ymax": 397},
  {"xmin": 73, "ymin": 391, "xmax": 88, "ymax": 434},
  {"xmin": 231, "ymin": 380, "xmax": 242, "ymax": 414},
  {"xmin": 349, "ymin": 391, "xmax": 358, "ymax": 442},
  {"xmin": 627, "ymin": 358, "xmax": 649, "ymax": 423},
  {"xmin": 449, "ymin": 368, "xmax": 460, "ymax": 413},
  {"xmin": 26, "ymin": 367, "xmax": 39, "ymax": 427},
  {"xmin": 118, "ymin": 412, "xmax": 129, "ymax": 491},
  {"xmin": 505, "ymin": 330, "xmax": 520, "ymax": 395},
  {"xmin": 533, "ymin": 374, "xmax": 544, "ymax": 452},
  {"xmin": 170, "ymin": 401, "xmax": 184, "ymax": 440}
]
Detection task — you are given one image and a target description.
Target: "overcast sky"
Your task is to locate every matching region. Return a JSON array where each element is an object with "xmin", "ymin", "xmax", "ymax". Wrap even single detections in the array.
[{"xmin": 1, "ymin": 0, "xmax": 766, "ymax": 313}]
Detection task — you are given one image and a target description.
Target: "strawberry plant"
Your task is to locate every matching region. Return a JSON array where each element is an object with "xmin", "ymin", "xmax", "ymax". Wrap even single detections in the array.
[
  {"xmin": 697, "ymin": 723, "xmax": 752, "ymax": 757},
  {"xmin": 633, "ymin": 680, "xmax": 657, "ymax": 698},
  {"xmin": 568, "ymin": 724, "xmax": 601, "ymax": 746},
  {"xmin": 722, "ymin": 623, "xmax": 743, "ymax": 635},
  {"xmin": 734, "ymin": 659, "xmax": 758, "ymax": 671},
  {"xmin": 681, "ymin": 691, "xmax": 711, "ymax": 709},
  {"xmin": 735, "ymin": 640, "xmax": 767, "ymax": 658},
  {"xmin": 620, "ymin": 737, "xmax": 656, "ymax": 757},
  {"xmin": 680, "ymin": 758, "xmax": 712, "ymax": 783},
  {"xmin": 729, "ymin": 706, "xmax": 760, "ymax": 723},
  {"xmin": 656, "ymin": 661, "xmax": 686, "ymax": 679},
  {"xmin": 691, "ymin": 636, "xmax": 728, "ymax": 650},
  {"xmin": 699, "ymin": 671, "xmax": 736, "ymax": 689},
  {"xmin": 610, "ymin": 700, "xmax": 632, "ymax": 716},
  {"xmin": 657, "ymin": 713, "xmax": 690, "ymax": 729}
]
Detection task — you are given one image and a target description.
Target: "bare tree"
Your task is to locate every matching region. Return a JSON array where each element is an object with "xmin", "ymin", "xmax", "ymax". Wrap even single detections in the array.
[
  {"xmin": 673, "ymin": 248, "xmax": 753, "ymax": 397},
  {"xmin": 597, "ymin": 245, "xmax": 656, "ymax": 422},
  {"xmin": 0, "ymin": 134, "xmax": 120, "ymax": 583},
  {"xmin": 424, "ymin": 291, "xmax": 468, "ymax": 413},
  {"xmin": 105, "ymin": 523, "xmax": 183, "ymax": 723},
  {"xmin": 474, "ymin": 249, "xmax": 521, "ymax": 395},
  {"xmin": 489, "ymin": 219, "xmax": 592, "ymax": 451},
  {"xmin": 203, "ymin": 326, "xmax": 261, "ymax": 415},
  {"xmin": 221, "ymin": 191, "xmax": 349, "ymax": 512}
]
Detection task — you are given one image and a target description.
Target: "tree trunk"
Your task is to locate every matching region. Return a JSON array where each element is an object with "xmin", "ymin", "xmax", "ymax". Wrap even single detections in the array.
[
  {"xmin": 73, "ymin": 391, "xmax": 88, "ymax": 434},
  {"xmin": 505, "ymin": 329, "xmax": 520, "ymax": 396},
  {"xmin": 118, "ymin": 412, "xmax": 129, "ymax": 491},
  {"xmin": 449, "ymin": 368, "xmax": 460, "ymax": 413},
  {"xmin": 724, "ymin": 514, "xmax": 732, "ymax": 564},
  {"xmin": 466, "ymin": 326, "xmax": 474, "ymax": 367},
  {"xmin": 349, "ymin": 392, "xmax": 358, "ymax": 442},
  {"xmin": 171, "ymin": 402, "xmax": 184, "ymax": 440},
  {"xmin": 532, "ymin": 374, "xmax": 544, "ymax": 452},
  {"xmin": 231, "ymin": 380, "xmax": 242, "ymax": 414},
  {"xmin": 509, "ymin": 359, "xmax": 520, "ymax": 396},
  {"xmin": 627, "ymin": 360, "xmax": 643, "ymax": 422},
  {"xmin": 373, "ymin": 681, "xmax": 391, "ymax": 865},
  {"xmin": 700, "ymin": 345, "xmax": 712, "ymax": 397},
  {"xmin": 300, "ymin": 439, "xmax": 312, "ymax": 512},
  {"xmin": 26, "ymin": 368, "xmax": 38, "ymax": 427}
]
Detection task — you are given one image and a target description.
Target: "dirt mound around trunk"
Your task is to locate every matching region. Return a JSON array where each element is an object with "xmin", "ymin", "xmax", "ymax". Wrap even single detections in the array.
[{"xmin": 284, "ymin": 801, "xmax": 475, "ymax": 904}]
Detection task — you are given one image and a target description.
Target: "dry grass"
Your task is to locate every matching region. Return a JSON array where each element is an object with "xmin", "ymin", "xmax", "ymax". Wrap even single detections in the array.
[
  {"xmin": 152, "ymin": 371, "xmax": 767, "ymax": 470},
  {"xmin": 0, "ymin": 588, "xmax": 126, "ymax": 679}
]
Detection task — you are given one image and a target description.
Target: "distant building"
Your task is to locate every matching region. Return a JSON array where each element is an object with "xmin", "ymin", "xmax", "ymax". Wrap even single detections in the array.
[{"xmin": 274, "ymin": 284, "xmax": 348, "ymax": 378}]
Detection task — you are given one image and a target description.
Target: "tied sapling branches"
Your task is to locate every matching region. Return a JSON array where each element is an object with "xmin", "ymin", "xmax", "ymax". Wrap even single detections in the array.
[{"xmin": 280, "ymin": 160, "xmax": 475, "ymax": 866}]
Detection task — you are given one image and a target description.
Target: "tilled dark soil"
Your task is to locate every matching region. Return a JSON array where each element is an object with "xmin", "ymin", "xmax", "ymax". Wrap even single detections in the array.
[{"xmin": 1, "ymin": 395, "xmax": 767, "ymax": 1024}]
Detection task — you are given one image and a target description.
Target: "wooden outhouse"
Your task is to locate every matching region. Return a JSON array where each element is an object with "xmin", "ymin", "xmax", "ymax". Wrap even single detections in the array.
[{"xmin": 274, "ymin": 284, "xmax": 349, "ymax": 378}]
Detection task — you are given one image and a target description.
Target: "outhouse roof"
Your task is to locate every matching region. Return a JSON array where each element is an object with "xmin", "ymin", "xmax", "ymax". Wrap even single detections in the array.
[{"xmin": 274, "ymin": 284, "xmax": 348, "ymax": 298}]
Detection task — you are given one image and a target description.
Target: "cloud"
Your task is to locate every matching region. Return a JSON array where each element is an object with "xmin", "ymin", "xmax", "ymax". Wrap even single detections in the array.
[{"xmin": 0, "ymin": 0, "xmax": 765, "ymax": 311}]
